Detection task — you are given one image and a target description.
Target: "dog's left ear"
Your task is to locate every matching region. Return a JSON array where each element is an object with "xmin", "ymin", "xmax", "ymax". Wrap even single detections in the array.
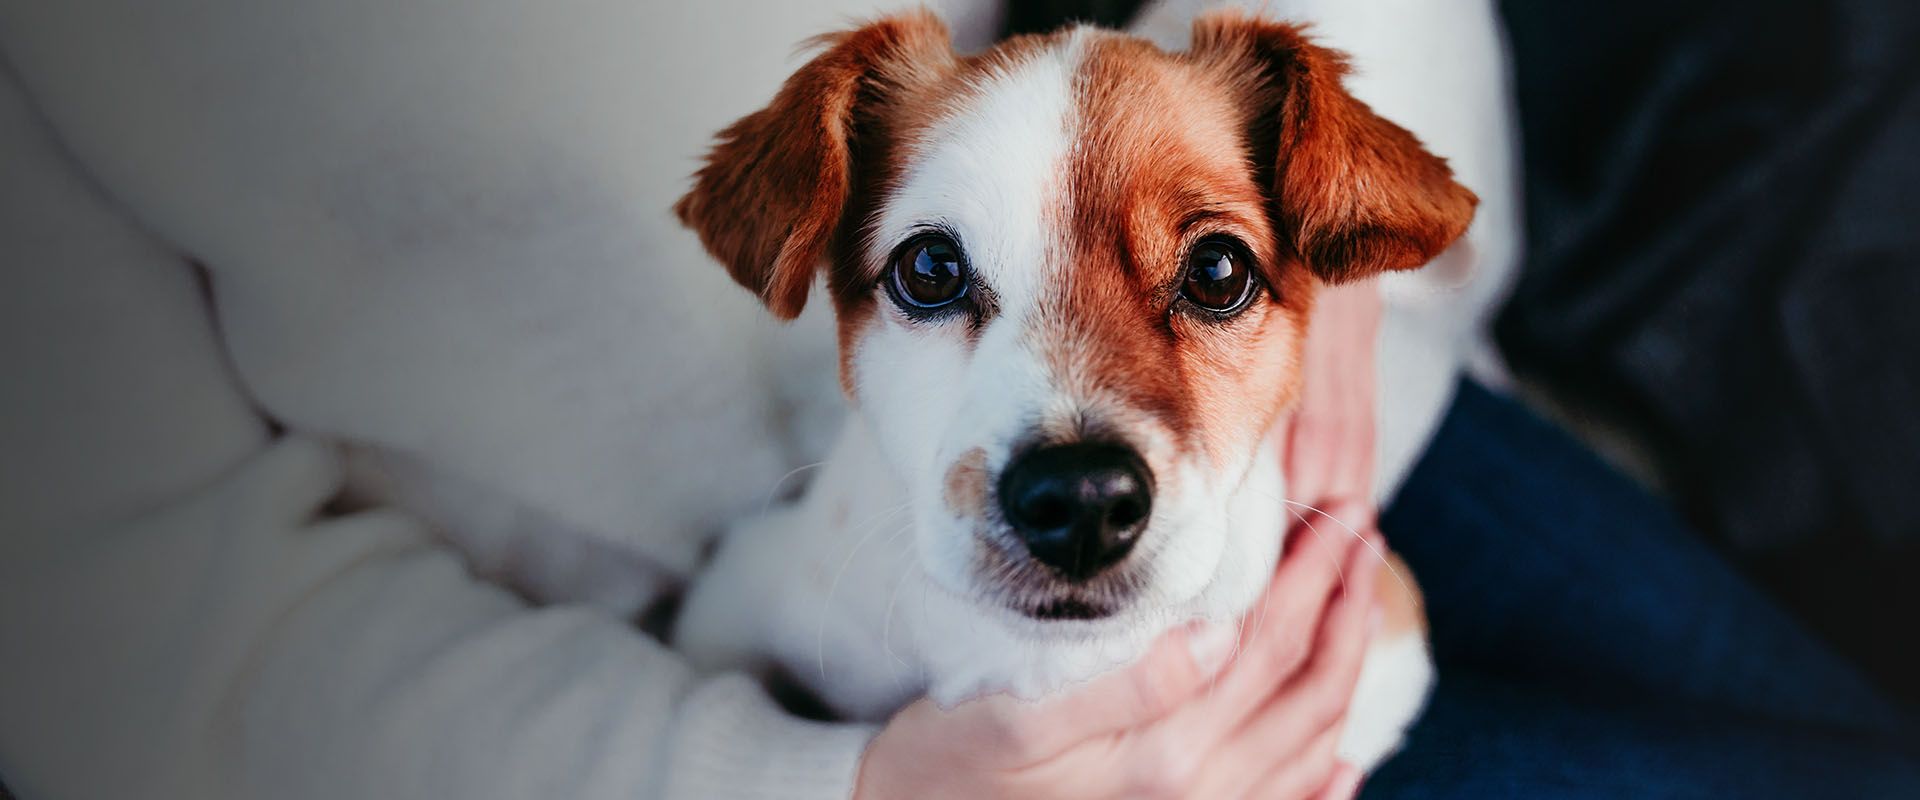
[
  {"xmin": 1191, "ymin": 13, "xmax": 1477, "ymax": 284},
  {"xmin": 675, "ymin": 11, "xmax": 954, "ymax": 319}
]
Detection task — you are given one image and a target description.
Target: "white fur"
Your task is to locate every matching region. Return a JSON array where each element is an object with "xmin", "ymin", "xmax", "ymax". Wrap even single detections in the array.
[
  {"xmin": 857, "ymin": 33, "xmax": 1084, "ymax": 600},
  {"xmin": 857, "ymin": 32, "xmax": 1088, "ymax": 607},
  {"xmin": 677, "ymin": 420, "xmax": 1289, "ymax": 709},
  {"xmin": 678, "ymin": 29, "xmax": 1433, "ymax": 774},
  {"xmin": 854, "ymin": 28, "xmax": 1272, "ymax": 629},
  {"xmin": 1340, "ymin": 632, "xmax": 1434, "ymax": 766},
  {"xmin": 679, "ymin": 420, "xmax": 1431, "ymax": 771}
]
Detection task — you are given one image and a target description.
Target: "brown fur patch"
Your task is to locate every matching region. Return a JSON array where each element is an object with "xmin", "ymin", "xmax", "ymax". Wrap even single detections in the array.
[
  {"xmin": 820, "ymin": 31, "xmax": 1083, "ymax": 395},
  {"xmin": 671, "ymin": 12, "xmax": 1054, "ymax": 396},
  {"xmin": 1372, "ymin": 550, "xmax": 1428, "ymax": 638},
  {"xmin": 1190, "ymin": 12, "xmax": 1479, "ymax": 284},
  {"xmin": 679, "ymin": 13, "xmax": 1476, "ymax": 436},
  {"xmin": 674, "ymin": 10, "xmax": 956, "ymax": 320},
  {"xmin": 1030, "ymin": 30, "xmax": 1314, "ymax": 464},
  {"xmin": 943, "ymin": 447, "xmax": 991, "ymax": 519},
  {"xmin": 1015, "ymin": 18, "xmax": 1475, "ymax": 464}
]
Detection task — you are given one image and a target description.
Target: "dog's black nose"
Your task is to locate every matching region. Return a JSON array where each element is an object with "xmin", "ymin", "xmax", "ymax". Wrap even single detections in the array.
[{"xmin": 998, "ymin": 442, "xmax": 1153, "ymax": 581}]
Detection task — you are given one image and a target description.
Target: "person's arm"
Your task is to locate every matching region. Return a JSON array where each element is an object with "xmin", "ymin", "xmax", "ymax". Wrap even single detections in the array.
[
  {"xmin": 0, "ymin": 62, "xmax": 873, "ymax": 800},
  {"xmin": 0, "ymin": 53, "xmax": 1375, "ymax": 800}
]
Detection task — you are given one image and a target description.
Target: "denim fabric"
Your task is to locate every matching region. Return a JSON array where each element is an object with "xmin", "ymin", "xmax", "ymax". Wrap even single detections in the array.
[{"xmin": 1367, "ymin": 381, "xmax": 1919, "ymax": 798}]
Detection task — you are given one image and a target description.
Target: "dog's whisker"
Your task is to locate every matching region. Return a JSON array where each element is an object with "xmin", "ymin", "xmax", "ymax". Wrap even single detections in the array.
[
  {"xmin": 1281, "ymin": 502, "xmax": 1348, "ymax": 595},
  {"xmin": 759, "ymin": 461, "xmax": 826, "ymax": 517},
  {"xmin": 1202, "ymin": 612, "xmax": 1237, "ymax": 702},
  {"xmin": 817, "ymin": 502, "xmax": 915, "ymax": 683},
  {"xmin": 1197, "ymin": 513, "xmax": 1253, "ymax": 703},
  {"xmin": 881, "ymin": 531, "xmax": 919, "ymax": 690},
  {"xmin": 1240, "ymin": 528, "xmax": 1279, "ymax": 659},
  {"xmin": 1237, "ymin": 481, "xmax": 1396, "ymax": 580},
  {"xmin": 916, "ymin": 575, "xmax": 932, "ymax": 683},
  {"xmin": 881, "ymin": 533, "xmax": 918, "ymax": 671},
  {"xmin": 880, "ymin": 517, "xmax": 914, "ymax": 546},
  {"xmin": 1277, "ymin": 496, "xmax": 1413, "ymax": 600}
]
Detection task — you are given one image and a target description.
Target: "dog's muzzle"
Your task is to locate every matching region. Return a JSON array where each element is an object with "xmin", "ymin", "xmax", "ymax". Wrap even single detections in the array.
[{"xmin": 997, "ymin": 441, "xmax": 1154, "ymax": 581}]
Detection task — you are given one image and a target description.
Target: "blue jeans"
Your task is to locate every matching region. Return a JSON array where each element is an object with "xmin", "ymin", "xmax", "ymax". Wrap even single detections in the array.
[{"xmin": 1368, "ymin": 381, "xmax": 1920, "ymax": 798}]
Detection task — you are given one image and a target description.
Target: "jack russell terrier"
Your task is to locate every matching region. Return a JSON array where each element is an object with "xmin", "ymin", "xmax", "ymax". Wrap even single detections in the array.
[{"xmin": 671, "ymin": 9, "xmax": 1475, "ymax": 771}]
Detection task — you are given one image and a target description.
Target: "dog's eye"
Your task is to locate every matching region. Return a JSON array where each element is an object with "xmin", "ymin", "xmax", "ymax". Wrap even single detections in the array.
[
  {"xmin": 1181, "ymin": 238, "xmax": 1255, "ymax": 313},
  {"xmin": 889, "ymin": 233, "xmax": 969, "ymax": 310}
]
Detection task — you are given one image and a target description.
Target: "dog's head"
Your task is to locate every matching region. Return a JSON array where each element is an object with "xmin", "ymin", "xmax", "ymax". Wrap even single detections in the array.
[{"xmin": 678, "ymin": 11, "xmax": 1472, "ymax": 632}]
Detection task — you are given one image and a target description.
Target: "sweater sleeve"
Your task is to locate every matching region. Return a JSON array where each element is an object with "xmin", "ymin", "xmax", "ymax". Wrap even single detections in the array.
[{"xmin": 0, "ymin": 60, "xmax": 872, "ymax": 800}]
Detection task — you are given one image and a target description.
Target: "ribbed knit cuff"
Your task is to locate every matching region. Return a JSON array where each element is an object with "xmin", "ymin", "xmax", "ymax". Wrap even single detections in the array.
[{"xmin": 661, "ymin": 674, "xmax": 879, "ymax": 800}]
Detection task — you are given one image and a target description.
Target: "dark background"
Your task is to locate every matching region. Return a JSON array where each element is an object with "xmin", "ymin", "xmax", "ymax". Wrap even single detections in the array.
[{"xmin": 1492, "ymin": 0, "xmax": 1920, "ymax": 705}]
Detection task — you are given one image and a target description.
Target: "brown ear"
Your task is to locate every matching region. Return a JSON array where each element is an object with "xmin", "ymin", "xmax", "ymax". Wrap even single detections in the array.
[
  {"xmin": 674, "ymin": 12, "xmax": 953, "ymax": 319},
  {"xmin": 1192, "ymin": 13, "xmax": 1477, "ymax": 284}
]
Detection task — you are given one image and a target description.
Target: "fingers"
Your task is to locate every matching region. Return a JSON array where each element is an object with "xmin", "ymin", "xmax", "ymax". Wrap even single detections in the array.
[
  {"xmin": 1308, "ymin": 763, "xmax": 1364, "ymax": 800},
  {"xmin": 1244, "ymin": 535, "xmax": 1379, "ymax": 743},
  {"xmin": 974, "ymin": 619, "xmax": 1232, "ymax": 763},
  {"xmin": 1312, "ymin": 498, "xmax": 1377, "ymax": 539},
  {"xmin": 1282, "ymin": 492, "xmax": 1377, "ymax": 559},
  {"xmin": 1291, "ymin": 531, "xmax": 1380, "ymax": 710},
  {"xmin": 1245, "ymin": 721, "xmax": 1345, "ymax": 800},
  {"xmin": 1197, "ymin": 536, "xmax": 1381, "ymax": 798},
  {"xmin": 949, "ymin": 512, "xmax": 1387, "ymax": 786},
  {"xmin": 1165, "ymin": 521, "xmax": 1356, "ymax": 742},
  {"xmin": 1249, "ymin": 521, "xmax": 1357, "ymax": 663},
  {"xmin": 1285, "ymin": 413, "xmax": 1372, "ymax": 507},
  {"xmin": 1283, "ymin": 277, "xmax": 1383, "ymax": 512}
]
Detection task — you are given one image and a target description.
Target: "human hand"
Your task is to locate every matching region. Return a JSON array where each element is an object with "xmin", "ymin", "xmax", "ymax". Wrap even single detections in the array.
[
  {"xmin": 853, "ymin": 522, "xmax": 1382, "ymax": 800},
  {"xmin": 1285, "ymin": 279, "xmax": 1385, "ymax": 527}
]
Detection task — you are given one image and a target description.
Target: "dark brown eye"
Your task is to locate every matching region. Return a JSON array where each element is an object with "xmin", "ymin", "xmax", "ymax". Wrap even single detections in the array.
[
  {"xmin": 1181, "ymin": 238, "xmax": 1255, "ymax": 313},
  {"xmin": 890, "ymin": 233, "xmax": 969, "ymax": 309}
]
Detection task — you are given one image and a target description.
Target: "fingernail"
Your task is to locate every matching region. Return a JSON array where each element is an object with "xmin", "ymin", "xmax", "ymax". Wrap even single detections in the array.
[{"xmin": 1186, "ymin": 620, "xmax": 1237, "ymax": 676}]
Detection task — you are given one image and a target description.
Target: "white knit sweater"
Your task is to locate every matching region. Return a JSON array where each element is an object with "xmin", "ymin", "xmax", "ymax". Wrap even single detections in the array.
[{"xmin": 0, "ymin": 1, "xmax": 1516, "ymax": 797}]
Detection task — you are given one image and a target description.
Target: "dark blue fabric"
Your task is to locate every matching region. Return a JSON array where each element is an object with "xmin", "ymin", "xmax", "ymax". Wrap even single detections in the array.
[
  {"xmin": 1367, "ymin": 381, "xmax": 1920, "ymax": 798},
  {"xmin": 1491, "ymin": 0, "xmax": 1920, "ymax": 702}
]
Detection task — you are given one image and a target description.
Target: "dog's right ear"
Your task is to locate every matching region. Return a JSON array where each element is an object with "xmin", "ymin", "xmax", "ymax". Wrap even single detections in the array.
[
  {"xmin": 1190, "ymin": 12, "xmax": 1477, "ymax": 285},
  {"xmin": 675, "ymin": 12, "xmax": 954, "ymax": 320}
]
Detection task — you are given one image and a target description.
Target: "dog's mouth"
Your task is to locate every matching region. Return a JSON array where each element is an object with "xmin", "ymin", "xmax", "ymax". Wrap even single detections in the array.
[
  {"xmin": 1023, "ymin": 596, "xmax": 1117, "ymax": 621},
  {"xmin": 974, "ymin": 527, "xmax": 1149, "ymax": 623}
]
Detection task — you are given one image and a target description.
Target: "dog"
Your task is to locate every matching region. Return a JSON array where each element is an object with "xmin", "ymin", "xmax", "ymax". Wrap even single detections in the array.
[{"xmin": 670, "ymin": 8, "xmax": 1475, "ymax": 770}]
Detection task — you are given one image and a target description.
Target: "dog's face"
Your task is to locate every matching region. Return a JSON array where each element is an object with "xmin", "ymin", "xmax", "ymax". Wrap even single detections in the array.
[{"xmin": 679, "ymin": 12, "xmax": 1472, "ymax": 633}]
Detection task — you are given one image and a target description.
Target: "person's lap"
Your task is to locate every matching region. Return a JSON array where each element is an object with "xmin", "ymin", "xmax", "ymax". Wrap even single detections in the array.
[{"xmin": 1368, "ymin": 380, "xmax": 1918, "ymax": 797}]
